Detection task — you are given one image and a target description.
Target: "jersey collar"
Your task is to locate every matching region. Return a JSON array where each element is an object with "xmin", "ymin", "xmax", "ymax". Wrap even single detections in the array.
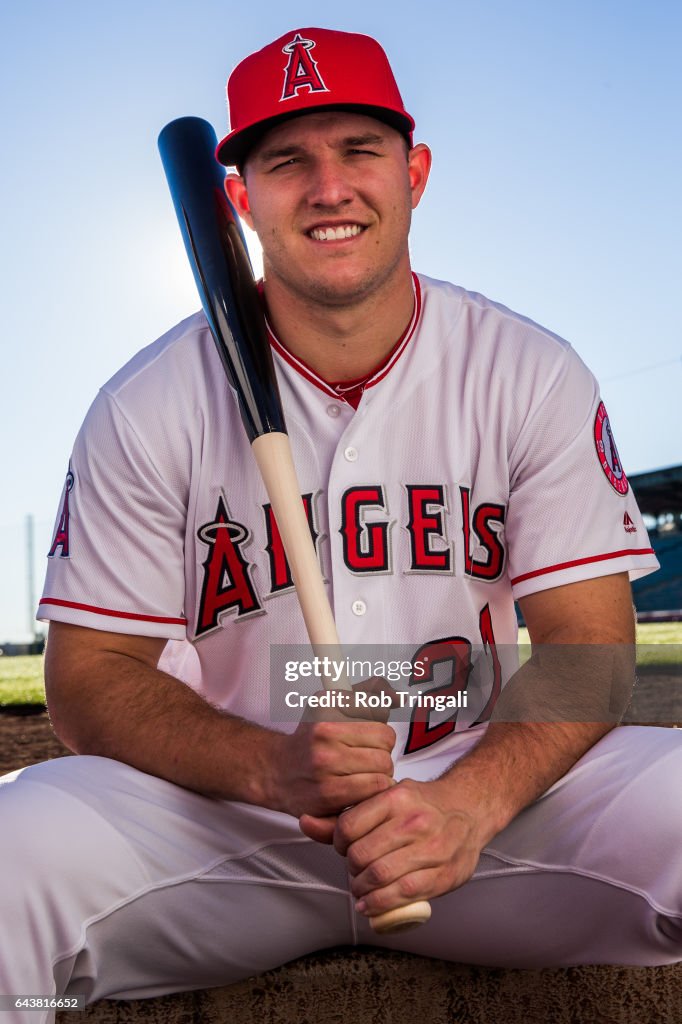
[{"xmin": 263, "ymin": 273, "xmax": 422, "ymax": 404}]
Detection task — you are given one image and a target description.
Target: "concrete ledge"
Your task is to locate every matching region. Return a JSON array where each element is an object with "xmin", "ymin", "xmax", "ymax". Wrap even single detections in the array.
[{"xmin": 56, "ymin": 947, "xmax": 682, "ymax": 1024}]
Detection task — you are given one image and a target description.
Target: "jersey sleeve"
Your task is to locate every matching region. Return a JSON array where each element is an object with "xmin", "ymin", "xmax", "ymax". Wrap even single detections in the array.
[
  {"xmin": 38, "ymin": 388, "xmax": 189, "ymax": 639},
  {"xmin": 505, "ymin": 345, "xmax": 658, "ymax": 600}
]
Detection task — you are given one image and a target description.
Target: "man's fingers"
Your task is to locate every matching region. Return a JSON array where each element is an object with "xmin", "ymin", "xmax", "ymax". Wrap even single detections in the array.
[
  {"xmin": 297, "ymin": 770, "xmax": 395, "ymax": 821},
  {"xmin": 300, "ymin": 689, "xmax": 357, "ymax": 723},
  {"xmin": 332, "ymin": 778, "xmax": 434, "ymax": 855},
  {"xmin": 302, "ymin": 678, "xmax": 400, "ymax": 725},
  {"xmin": 344, "ymin": 677, "xmax": 402, "ymax": 722},
  {"xmin": 332, "ymin": 788, "xmax": 395, "ymax": 856},
  {"xmin": 305, "ymin": 729, "xmax": 395, "ymax": 780},
  {"xmin": 286, "ymin": 678, "xmax": 399, "ymax": 821},
  {"xmin": 346, "ymin": 822, "xmax": 451, "ymax": 898},
  {"xmin": 303, "ymin": 717, "xmax": 396, "ymax": 756},
  {"xmin": 354, "ymin": 867, "xmax": 444, "ymax": 918},
  {"xmin": 299, "ymin": 813, "xmax": 337, "ymax": 844},
  {"xmin": 344, "ymin": 818, "xmax": 413, "ymax": 877},
  {"xmin": 325, "ymin": 771, "xmax": 395, "ymax": 812}
]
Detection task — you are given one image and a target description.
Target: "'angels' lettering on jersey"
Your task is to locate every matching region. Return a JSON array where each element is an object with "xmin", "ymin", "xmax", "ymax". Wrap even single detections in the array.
[
  {"xmin": 460, "ymin": 487, "xmax": 506, "ymax": 581},
  {"xmin": 405, "ymin": 484, "xmax": 452, "ymax": 573},
  {"xmin": 195, "ymin": 483, "xmax": 508, "ymax": 636},
  {"xmin": 264, "ymin": 493, "xmax": 320, "ymax": 594},
  {"xmin": 341, "ymin": 485, "xmax": 393, "ymax": 574},
  {"xmin": 196, "ymin": 495, "xmax": 263, "ymax": 635}
]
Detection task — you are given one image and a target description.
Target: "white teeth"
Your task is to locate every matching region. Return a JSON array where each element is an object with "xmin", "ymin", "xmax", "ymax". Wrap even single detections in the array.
[{"xmin": 310, "ymin": 225, "xmax": 363, "ymax": 241}]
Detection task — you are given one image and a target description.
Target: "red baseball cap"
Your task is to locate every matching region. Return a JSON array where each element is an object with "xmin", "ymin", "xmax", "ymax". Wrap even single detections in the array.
[{"xmin": 216, "ymin": 27, "xmax": 415, "ymax": 168}]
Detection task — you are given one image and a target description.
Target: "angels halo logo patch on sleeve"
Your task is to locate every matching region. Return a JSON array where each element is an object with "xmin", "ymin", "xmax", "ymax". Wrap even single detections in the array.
[{"xmin": 594, "ymin": 401, "xmax": 629, "ymax": 495}]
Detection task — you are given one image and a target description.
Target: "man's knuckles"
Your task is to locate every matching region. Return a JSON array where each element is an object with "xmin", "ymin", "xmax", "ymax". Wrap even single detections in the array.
[
  {"xmin": 345, "ymin": 840, "xmax": 370, "ymax": 875},
  {"xmin": 333, "ymin": 807, "xmax": 361, "ymax": 852},
  {"xmin": 308, "ymin": 743, "xmax": 336, "ymax": 777},
  {"xmin": 360, "ymin": 857, "xmax": 394, "ymax": 889},
  {"xmin": 307, "ymin": 742, "xmax": 394, "ymax": 782},
  {"xmin": 395, "ymin": 871, "xmax": 425, "ymax": 900},
  {"xmin": 369, "ymin": 749, "xmax": 395, "ymax": 777},
  {"xmin": 306, "ymin": 717, "xmax": 394, "ymax": 747},
  {"xmin": 349, "ymin": 772, "xmax": 394, "ymax": 806},
  {"xmin": 317, "ymin": 770, "xmax": 392, "ymax": 814},
  {"xmin": 306, "ymin": 719, "xmax": 342, "ymax": 743}
]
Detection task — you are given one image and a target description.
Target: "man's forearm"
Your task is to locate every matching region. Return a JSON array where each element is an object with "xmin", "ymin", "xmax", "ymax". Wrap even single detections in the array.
[
  {"xmin": 433, "ymin": 719, "xmax": 614, "ymax": 848},
  {"xmin": 48, "ymin": 644, "xmax": 286, "ymax": 808},
  {"xmin": 45, "ymin": 623, "xmax": 396, "ymax": 821},
  {"xmin": 433, "ymin": 638, "xmax": 635, "ymax": 845}
]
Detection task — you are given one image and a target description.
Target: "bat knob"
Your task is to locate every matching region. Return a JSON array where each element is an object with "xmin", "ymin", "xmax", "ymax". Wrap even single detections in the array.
[{"xmin": 368, "ymin": 900, "xmax": 432, "ymax": 934}]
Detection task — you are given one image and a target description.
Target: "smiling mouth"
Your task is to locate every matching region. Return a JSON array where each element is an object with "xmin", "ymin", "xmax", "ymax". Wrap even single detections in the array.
[{"xmin": 309, "ymin": 224, "xmax": 366, "ymax": 241}]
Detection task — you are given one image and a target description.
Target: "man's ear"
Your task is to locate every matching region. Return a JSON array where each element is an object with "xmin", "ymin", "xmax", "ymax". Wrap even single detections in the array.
[
  {"xmin": 408, "ymin": 143, "xmax": 432, "ymax": 210},
  {"xmin": 225, "ymin": 174, "xmax": 254, "ymax": 231}
]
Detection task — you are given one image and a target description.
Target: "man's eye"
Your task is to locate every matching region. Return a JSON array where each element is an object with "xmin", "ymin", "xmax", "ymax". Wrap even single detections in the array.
[{"xmin": 270, "ymin": 158, "xmax": 299, "ymax": 171}]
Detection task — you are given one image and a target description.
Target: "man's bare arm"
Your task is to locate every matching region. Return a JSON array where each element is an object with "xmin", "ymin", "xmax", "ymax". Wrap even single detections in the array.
[
  {"xmin": 45, "ymin": 621, "xmax": 395, "ymax": 817},
  {"xmin": 434, "ymin": 569, "xmax": 636, "ymax": 841}
]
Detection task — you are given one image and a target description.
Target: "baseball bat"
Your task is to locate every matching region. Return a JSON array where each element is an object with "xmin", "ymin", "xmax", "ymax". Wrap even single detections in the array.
[{"xmin": 158, "ymin": 116, "xmax": 431, "ymax": 933}]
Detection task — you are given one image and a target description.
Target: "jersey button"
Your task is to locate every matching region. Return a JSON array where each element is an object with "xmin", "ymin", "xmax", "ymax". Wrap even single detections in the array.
[
  {"xmin": 344, "ymin": 446, "xmax": 359, "ymax": 462},
  {"xmin": 327, "ymin": 404, "xmax": 341, "ymax": 418},
  {"xmin": 352, "ymin": 599, "xmax": 367, "ymax": 616}
]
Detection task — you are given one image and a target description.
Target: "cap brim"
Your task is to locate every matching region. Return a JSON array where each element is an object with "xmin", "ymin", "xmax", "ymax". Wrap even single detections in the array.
[{"xmin": 216, "ymin": 104, "xmax": 415, "ymax": 168}]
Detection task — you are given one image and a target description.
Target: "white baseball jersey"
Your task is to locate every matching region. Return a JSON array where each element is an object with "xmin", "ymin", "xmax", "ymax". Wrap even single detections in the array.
[
  {"xmin": 12, "ymin": 274, "xmax": 678, "ymax": 1016},
  {"xmin": 39, "ymin": 273, "xmax": 657, "ymax": 766}
]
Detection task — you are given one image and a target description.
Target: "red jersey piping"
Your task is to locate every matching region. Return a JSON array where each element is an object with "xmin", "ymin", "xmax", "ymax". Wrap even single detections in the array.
[
  {"xmin": 38, "ymin": 598, "xmax": 187, "ymax": 626},
  {"xmin": 266, "ymin": 273, "xmax": 422, "ymax": 400},
  {"xmin": 511, "ymin": 548, "xmax": 655, "ymax": 586}
]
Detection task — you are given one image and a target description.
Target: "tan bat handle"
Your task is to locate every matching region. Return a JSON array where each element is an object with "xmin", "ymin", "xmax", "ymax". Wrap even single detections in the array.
[
  {"xmin": 252, "ymin": 433, "xmax": 339, "ymax": 655},
  {"xmin": 252, "ymin": 433, "xmax": 431, "ymax": 934}
]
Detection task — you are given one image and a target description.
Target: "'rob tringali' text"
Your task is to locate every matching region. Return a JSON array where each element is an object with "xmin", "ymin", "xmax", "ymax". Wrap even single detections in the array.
[{"xmin": 284, "ymin": 690, "xmax": 468, "ymax": 710}]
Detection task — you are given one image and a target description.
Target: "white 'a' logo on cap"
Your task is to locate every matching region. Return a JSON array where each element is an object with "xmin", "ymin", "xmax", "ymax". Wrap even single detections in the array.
[{"xmin": 281, "ymin": 33, "xmax": 329, "ymax": 101}]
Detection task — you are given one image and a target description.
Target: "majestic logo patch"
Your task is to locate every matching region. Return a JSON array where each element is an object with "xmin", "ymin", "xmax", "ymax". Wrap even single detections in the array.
[
  {"xmin": 623, "ymin": 512, "xmax": 636, "ymax": 534},
  {"xmin": 594, "ymin": 401, "xmax": 629, "ymax": 495},
  {"xmin": 48, "ymin": 467, "xmax": 75, "ymax": 558},
  {"xmin": 281, "ymin": 33, "xmax": 329, "ymax": 101}
]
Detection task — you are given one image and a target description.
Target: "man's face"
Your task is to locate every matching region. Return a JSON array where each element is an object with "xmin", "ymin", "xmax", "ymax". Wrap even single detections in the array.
[{"xmin": 226, "ymin": 111, "xmax": 431, "ymax": 309}]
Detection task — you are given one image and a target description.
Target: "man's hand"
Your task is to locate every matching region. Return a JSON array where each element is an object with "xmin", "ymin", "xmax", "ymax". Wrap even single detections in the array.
[
  {"xmin": 275, "ymin": 678, "xmax": 399, "ymax": 825},
  {"xmin": 48, "ymin": 626, "xmax": 399, "ymax": 817},
  {"xmin": 301, "ymin": 573, "xmax": 638, "ymax": 920},
  {"xmin": 320, "ymin": 777, "xmax": 486, "ymax": 917}
]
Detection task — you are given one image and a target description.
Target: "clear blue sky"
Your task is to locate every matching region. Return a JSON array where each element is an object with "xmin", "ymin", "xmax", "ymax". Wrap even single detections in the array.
[{"xmin": 1, "ymin": 0, "xmax": 680, "ymax": 641}]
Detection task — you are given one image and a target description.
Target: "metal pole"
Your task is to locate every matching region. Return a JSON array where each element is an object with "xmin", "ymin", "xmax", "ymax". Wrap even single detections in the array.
[{"xmin": 26, "ymin": 514, "xmax": 35, "ymax": 640}]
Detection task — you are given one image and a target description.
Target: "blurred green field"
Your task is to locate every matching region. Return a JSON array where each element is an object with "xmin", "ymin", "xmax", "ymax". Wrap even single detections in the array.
[
  {"xmin": 635, "ymin": 622, "xmax": 682, "ymax": 645},
  {"xmin": 0, "ymin": 655, "xmax": 47, "ymax": 706},
  {"xmin": 1, "ymin": 621, "xmax": 680, "ymax": 705},
  {"xmin": 514, "ymin": 622, "xmax": 682, "ymax": 646},
  {"xmin": 518, "ymin": 622, "xmax": 682, "ymax": 666}
]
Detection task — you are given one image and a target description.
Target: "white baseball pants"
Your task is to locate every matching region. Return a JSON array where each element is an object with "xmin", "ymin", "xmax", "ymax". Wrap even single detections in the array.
[{"xmin": 0, "ymin": 725, "xmax": 680, "ymax": 1024}]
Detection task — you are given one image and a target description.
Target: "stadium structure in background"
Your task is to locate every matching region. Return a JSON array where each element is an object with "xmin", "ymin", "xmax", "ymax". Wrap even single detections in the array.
[{"xmin": 630, "ymin": 463, "xmax": 682, "ymax": 621}]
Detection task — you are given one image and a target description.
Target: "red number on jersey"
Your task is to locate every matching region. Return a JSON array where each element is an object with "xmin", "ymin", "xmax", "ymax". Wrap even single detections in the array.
[
  {"xmin": 403, "ymin": 604, "xmax": 502, "ymax": 755},
  {"xmin": 404, "ymin": 636, "xmax": 471, "ymax": 754}
]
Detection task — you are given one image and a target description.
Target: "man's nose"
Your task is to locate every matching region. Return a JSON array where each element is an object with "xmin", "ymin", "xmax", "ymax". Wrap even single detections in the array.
[{"xmin": 306, "ymin": 158, "xmax": 354, "ymax": 208}]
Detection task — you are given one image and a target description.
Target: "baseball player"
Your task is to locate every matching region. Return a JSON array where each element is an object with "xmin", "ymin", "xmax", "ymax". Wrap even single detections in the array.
[{"xmin": 1, "ymin": 27, "xmax": 680, "ymax": 1021}]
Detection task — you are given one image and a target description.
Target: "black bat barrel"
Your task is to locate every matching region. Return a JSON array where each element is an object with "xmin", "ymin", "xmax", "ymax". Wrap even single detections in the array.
[{"xmin": 158, "ymin": 116, "xmax": 286, "ymax": 441}]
